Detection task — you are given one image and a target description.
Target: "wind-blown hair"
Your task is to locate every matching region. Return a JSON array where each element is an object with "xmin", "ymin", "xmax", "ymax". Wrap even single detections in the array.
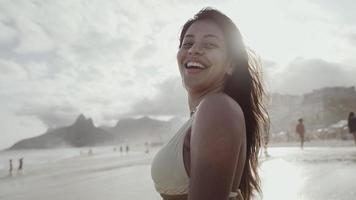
[{"xmin": 178, "ymin": 8, "xmax": 269, "ymax": 200}]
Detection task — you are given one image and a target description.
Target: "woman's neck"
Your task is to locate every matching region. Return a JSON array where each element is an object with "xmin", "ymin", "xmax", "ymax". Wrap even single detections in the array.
[{"xmin": 188, "ymin": 86, "xmax": 224, "ymax": 114}]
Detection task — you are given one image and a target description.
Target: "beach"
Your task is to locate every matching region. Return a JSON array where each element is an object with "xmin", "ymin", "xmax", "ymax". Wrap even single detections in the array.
[{"xmin": 0, "ymin": 141, "xmax": 355, "ymax": 200}]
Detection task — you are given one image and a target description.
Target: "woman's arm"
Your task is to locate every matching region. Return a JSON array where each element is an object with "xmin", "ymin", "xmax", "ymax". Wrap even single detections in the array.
[{"xmin": 188, "ymin": 93, "xmax": 246, "ymax": 200}]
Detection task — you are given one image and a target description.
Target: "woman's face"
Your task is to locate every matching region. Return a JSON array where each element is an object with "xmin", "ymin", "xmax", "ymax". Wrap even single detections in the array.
[{"xmin": 177, "ymin": 20, "xmax": 232, "ymax": 93}]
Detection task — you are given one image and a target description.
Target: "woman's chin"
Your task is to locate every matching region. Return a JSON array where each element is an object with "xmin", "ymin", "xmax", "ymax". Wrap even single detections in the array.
[
  {"xmin": 183, "ymin": 80, "xmax": 209, "ymax": 93},
  {"xmin": 183, "ymin": 82, "xmax": 201, "ymax": 92}
]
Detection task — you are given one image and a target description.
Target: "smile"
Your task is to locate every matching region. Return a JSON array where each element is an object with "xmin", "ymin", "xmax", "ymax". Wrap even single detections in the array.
[{"xmin": 184, "ymin": 61, "xmax": 207, "ymax": 69}]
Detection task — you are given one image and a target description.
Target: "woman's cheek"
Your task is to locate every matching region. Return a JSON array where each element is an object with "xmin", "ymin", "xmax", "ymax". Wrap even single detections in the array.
[
  {"xmin": 176, "ymin": 49, "xmax": 186, "ymax": 68},
  {"xmin": 177, "ymin": 49, "xmax": 184, "ymax": 60}
]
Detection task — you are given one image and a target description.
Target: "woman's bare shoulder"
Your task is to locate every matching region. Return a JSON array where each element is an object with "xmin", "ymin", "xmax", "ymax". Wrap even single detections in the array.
[
  {"xmin": 192, "ymin": 92, "xmax": 246, "ymax": 145},
  {"xmin": 197, "ymin": 93, "xmax": 245, "ymax": 123},
  {"xmin": 189, "ymin": 93, "xmax": 246, "ymax": 189}
]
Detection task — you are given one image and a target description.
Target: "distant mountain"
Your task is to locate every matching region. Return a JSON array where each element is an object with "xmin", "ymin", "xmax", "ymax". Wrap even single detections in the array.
[
  {"xmin": 8, "ymin": 114, "xmax": 186, "ymax": 150},
  {"xmin": 8, "ymin": 114, "xmax": 118, "ymax": 150},
  {"xmin": 102, "ymin": 116, "xmax": 186, "ymax": 144}
]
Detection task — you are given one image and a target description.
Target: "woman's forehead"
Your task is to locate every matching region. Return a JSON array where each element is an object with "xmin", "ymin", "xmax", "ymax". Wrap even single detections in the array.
[{"xmin": 184, "ymin": 20, "xmax": 224, "ymax": 40}]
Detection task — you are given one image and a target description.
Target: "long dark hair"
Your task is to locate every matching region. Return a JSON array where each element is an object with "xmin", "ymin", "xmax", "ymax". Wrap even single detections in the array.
[{"xmin": 179, "ymin": 8, "xmax": 269, "ymax": 200}]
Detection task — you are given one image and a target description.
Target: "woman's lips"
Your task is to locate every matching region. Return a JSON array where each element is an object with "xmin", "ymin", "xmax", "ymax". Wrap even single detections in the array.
[{"xmin": 185, "ymin": 67, "xmax": 205, "ymax": 74}]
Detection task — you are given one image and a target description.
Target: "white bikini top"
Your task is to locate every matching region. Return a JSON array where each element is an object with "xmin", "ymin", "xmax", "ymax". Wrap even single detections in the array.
[{"xmin": 151, "ymin": 114, "xmax": 243, "ymax": 199}]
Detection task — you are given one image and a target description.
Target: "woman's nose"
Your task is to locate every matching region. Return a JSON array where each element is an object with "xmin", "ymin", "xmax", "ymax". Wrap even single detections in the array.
[{"xmin": 188, "ymin": 43, "xmax": 204, "ymax": 55}]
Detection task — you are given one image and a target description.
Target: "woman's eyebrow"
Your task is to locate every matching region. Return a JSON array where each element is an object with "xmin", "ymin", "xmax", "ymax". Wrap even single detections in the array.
[
  {"xmin": 184, "ymin": 34, "xmax": 220, "ymax": 39},
  {"xmin": 204, "ymin": 34, "xmax": 219, "ymax": 39}
]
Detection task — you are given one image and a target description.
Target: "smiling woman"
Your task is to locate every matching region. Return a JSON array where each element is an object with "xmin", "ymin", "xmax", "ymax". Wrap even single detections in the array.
[
  {"xmin": 178, "ymin": 20, "xmax": 232, "ymax": 96},
  {"xmin": 151, "ymin": 8, "xmax": 268, "ymax": 200}
]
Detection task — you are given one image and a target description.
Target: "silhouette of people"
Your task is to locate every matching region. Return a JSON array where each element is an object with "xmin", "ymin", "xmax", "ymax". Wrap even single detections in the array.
[
  {"xmin": 18, "ymin": 158, "xmax": 24, "ymax": 175},
  {"xmin": 144, "ymin": 142, "xmax": 150, "ymax": 154},
  {"xmin": 263, "ymin": 135, "xmax": 270, "ymax": 157},
  {"xmin": 296, "ymin": 118, "xmax": 305, "ymax": 149},
  {"xmin": 88, "ymin": 149, "xmax": 93, "ymax": 156},
  {"xmin": 9, "ymin": 159, "xmax": 13, "ymax": 176},
  {"xmin": 126, "ymin": 145, "xmax": 129, "ymax": 154},
  {"xmin": 347, "ymin": 112, "xmax": 356, "ymax": 145},
  {"xmin": 119, "ymin": 145, "xmax": 123, "ymax": 153}
]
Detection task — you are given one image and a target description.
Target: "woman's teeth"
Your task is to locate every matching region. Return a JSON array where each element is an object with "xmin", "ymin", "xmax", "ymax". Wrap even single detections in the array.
[{"xmin": 185, "ymin": 61, "xmax": 206, "ymax": 69}]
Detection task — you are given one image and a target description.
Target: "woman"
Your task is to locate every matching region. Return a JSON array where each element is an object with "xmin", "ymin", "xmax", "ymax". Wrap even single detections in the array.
[{"xmin": 151, "ymin": 8, "xmax": 268, "ymax": 200}]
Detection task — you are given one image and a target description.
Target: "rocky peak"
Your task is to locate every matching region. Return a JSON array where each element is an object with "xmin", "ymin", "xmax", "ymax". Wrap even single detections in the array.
[{"xmin": 73, "ymin": 114, "xmax": 94, "ymax": 128}]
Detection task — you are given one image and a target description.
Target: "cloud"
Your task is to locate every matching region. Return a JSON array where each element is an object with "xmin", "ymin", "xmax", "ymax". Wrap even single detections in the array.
[
  {"xmin": 0, "ymin": 18, "xmax": 18, "ymax": 44},
  {"xmin": 18, "ymin": 104, "xmax": 80, "ymax": 128},
  {"xmin": 0, "ymin": 110, "xmax": 46, "ymax": 149},
  {"xmin": 0, "ymin": 59, "xmax": 27, "ymax": 80},
  {"xmin": 347, "ymin": 32, "xmax": 356, "ymax": 46},
  {"xmin": 309, "ymin": 0, "xmax": 356, "ymax": 54},
  {"xmin": 14, "ymin": 16, "xmax": 56, "ymax": 53},
  {"xmin": 133, "ymin": 43, "xmax": 157, "ymax": 61},
  {"xmin": 0, "ymin": 0, "xmax": 355, "ymax": 149},
  {"xmin": 127, "ymin": 77, "xmax": 188, "ymax": 117},
  {"xmin": 311, "ymin": 0, "xmax": 356, "ymax": 25},
  {"xmin": 270, "ymin": 58, "xmax": 356, "ymax": 95},
  {"xmin": 0, "ymin": 0, "xmax": 180, "ymax": 129},
  {"xmin": 262, "ymin": 59, "xmax": 277, "ymax": 70}
]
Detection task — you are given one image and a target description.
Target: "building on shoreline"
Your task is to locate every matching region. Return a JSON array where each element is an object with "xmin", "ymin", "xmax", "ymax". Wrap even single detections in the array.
[{"xmin": 268, "ymin": 86, "xmax": 356, "ymax": 142}]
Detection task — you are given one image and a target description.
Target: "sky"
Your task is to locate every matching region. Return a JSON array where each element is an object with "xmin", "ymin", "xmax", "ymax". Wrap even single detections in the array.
[{"xmin": 1, "ymin": 0, "xmax": 356, "ymax": 149}]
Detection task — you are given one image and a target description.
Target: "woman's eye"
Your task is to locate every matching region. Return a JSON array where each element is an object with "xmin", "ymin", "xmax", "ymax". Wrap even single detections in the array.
[
  {"xmin": 182, "ymin": 42, "xmax": 193, "ymax": 49},
  {"xmin": 204, "ymin": 43, "xmax": 218, "ymax": 49}
]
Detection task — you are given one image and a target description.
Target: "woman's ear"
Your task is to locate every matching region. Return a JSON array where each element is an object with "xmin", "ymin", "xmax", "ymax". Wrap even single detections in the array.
[{"xmin": 226, "ymin": 60, "xmax": 234, "ymax": 75}]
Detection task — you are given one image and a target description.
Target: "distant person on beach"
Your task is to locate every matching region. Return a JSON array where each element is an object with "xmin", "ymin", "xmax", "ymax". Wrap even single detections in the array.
[
  {"xmin": 88, "ymin": 149, "xmax": 93, "ymax": 156},
  {"xmin": 296, "ymin": 118, "xmax": 305, "ymax": 149},
  {"xmin": 347, "ymin": 112, "xmax": 356, "ymax": 145},
  {"xmin": 144, "ymin": 142, "xmax": 150, "ymax": 154},
  {"xmin": 126, "ymin": 145, "xmax": 129, "ymax": 154},
  {"xmin": 9, "ymin": 159, "xmax": 13, "ymax": 176},
  {"xmin": 151, "ymin": 8, "xmax": 269, "ymax": 200},
  {"xmin": 18, "ymin": 158, "xmax": 24, "ymax": 175},
  {"xmin": 120, "ymin": 145, "xmax": 123, "ymax": 153},
  {"xmin": 263, "ymin": 133, "xmax": 270, "ymax": 157}
]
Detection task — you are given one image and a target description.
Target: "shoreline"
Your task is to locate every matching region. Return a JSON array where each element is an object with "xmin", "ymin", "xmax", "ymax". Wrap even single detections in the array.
[{"xmin": 267, "ymin": 139, "xmax": 355, "ymax": 147}]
